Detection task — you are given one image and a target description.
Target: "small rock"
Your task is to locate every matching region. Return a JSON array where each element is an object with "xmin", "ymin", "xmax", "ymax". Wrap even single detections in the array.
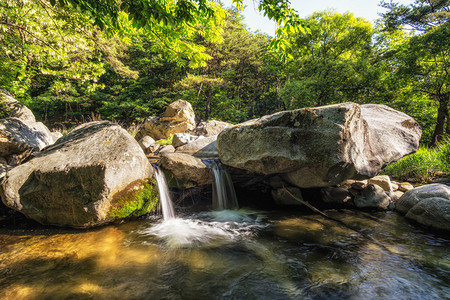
[
  {"xmin": 391, "ymin": 182, "xmax": 399, "ymax": 191},
  {"xmin": 398, "ymin": 182, "xmax": 414, "ymax": 192},
  {"xmin": 138, "ymin": 135, "xmax": 156, "ymax": 153},
  {"xmin": 354, "ymin": 184, "xmax": 391, "ymax": 210},
  {"xmin": 368, "ymin": 175, "xmax": 393, "ymax": 192},
  {"xmin": 172, "ymin": 133, "xmax": 200, "ymax": 148},
  {"xmin": 159, "ymin": 152, "xmax": 213, "ymax": 186},
  {"xmin": 157, "ymin": 145, "xmax": 176, "ymax": 155},
  {"xmin": 149, "ymin": 142, "xmax": 161, "ymax": 153},
  {"xmin": 351, "ymin": 180, "xmax": 368, "ymax": 190}
]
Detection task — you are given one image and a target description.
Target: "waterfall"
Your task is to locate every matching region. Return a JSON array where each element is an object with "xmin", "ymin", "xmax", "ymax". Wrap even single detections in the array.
[
  {"xmin": 154, "ymin": 166, "xmax": 175, "ymax": 219},
  {"xmin": 207, "ymin": 160, "xmax": 238, "ymax": 210}
]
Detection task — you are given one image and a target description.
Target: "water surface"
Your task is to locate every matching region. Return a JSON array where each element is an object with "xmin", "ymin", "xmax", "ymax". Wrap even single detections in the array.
[{"xmin": 0, "ymin": 209, "xmax": 448, "ymax": 299}]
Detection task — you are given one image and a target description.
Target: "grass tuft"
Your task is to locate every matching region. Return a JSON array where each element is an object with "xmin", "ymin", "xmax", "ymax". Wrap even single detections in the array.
[{"xmin": 382, "ymin": 139, "xmax": 450, "ymax": 183}]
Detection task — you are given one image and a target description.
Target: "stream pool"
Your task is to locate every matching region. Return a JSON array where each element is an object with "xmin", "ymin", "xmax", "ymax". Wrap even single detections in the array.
[{"xmin": 0, "ymin": 209, "xmax": 449, "ymax": 299}]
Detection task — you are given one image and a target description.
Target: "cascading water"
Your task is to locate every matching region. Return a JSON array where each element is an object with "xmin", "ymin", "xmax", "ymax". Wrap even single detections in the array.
[
  {"xmin": 206, "ymin": 160, "xmax": 238, "ymax": 210},
  {"xmin": 154, "ymin": 166, "xmax": 175, "ymax": 219}
]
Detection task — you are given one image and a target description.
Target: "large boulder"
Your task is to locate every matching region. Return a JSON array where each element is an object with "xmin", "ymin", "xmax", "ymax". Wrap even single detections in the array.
[
  {"xmin": 218, "ymin": 103, "xmax": 421, "ymax": 188},
  {"xmin": 0, "ymin": 118, "xmax": 55, "ymax": 157},
  {"xmin": 142, "ymin": 100, "xmax": 196, "ymax": 140},
  {"xmin": 0, "ymin": 121, "xmax": 156, "ymax": 228},
  {"xmin": 159, "ymin": 152, "xmax": 213, "ymax": 186},
  {"xmin": 396, "ymin": 184, "xmax": 450, "ymax": 231},
  {"xmin": 0, "ymin": 90, "xmax": 36, "ymax": 123}
]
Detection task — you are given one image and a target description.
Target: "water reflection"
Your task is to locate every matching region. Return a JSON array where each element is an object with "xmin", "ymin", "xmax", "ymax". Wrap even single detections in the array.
[{"xmin": 0, "ymin": 210, "xmax": 449, "ymax": 299}]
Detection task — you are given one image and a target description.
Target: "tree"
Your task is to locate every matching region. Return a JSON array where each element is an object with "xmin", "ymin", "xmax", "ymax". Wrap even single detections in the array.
[
  {"xmin": 51, "ymin": 0, "xmax": 305, "ymax": 64},
  {"xmin": 279, "ymin": 11, "xmax": 374, "ymax": 109},
  {"xmin": 381, "ymin": 0, "xmax": 450, "ymax": 144}
]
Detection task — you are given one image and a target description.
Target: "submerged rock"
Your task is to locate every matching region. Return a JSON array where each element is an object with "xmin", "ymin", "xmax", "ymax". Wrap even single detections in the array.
[
  {"xmin": 0, "ymin": 121, "xmax": 155, "ymax": 228},
  {"xmin": 218, "ymin": 102, "xmax": 421, "ymax": 188},
  {"xmin": 396, "ymin": 184, "xmax": 450, "ymax": 231}
]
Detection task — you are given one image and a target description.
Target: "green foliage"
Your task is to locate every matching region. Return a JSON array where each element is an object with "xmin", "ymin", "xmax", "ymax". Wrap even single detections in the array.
[
  {"xmin": 1, "ymin": 0, "xmax": 447, "ymax": 149},
  {"xmin": 279, "ymin": 11, "xmax": 375, "ymax": 108},
  {"xmin": 108, "ymin": 179, "xmax": 159, "ymax": 218},
  {"xmin": 380, "ymin": 0, "xmax": 450, "ymax": 144},
  {"xmin": 158, "ymin": 134, "xmax": 174, "ymax": 145},
  {"xmin": 382, "ymin": 139, "xmax": 450, "ymax": 182}
]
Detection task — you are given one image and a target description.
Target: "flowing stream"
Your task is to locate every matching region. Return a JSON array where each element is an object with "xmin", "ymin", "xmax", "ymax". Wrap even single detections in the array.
[
  {"xmin": 206, "ymin": 160, "xmax": 239, "ymax": 210},
  {"xmin": 0, "ymin": 209, "xmax": 449, "ymax": 299},
  {"xmin": 154, "ymin": 166, "xmax": 175, "ymax": 220}
]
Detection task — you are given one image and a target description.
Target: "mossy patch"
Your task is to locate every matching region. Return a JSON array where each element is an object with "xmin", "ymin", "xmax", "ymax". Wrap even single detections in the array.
[
  {"xmin": 158, "ymin": 134, "xmax": 174, "ymax": 146},
  {"xmin": 108, "ymin": 179, "xmax": 159, "ymax": 219},
  {"xmin": 0, "ymin": 94, "xmax": 11, "ymax": 119}
]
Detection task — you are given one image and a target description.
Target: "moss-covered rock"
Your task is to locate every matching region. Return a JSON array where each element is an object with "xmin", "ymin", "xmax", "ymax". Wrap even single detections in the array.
[
  {"xmin": 0, "ymin": 94, "xmax": 11, "ymax": 119},
  {"xmin": 108, "ymin": 179, "xmax": 159, "ymax": 219}
]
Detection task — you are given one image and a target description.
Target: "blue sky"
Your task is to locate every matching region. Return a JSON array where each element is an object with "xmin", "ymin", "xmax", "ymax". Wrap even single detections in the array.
[{"xmin": 220, "ymin": 0, "xmax": 414, "ymax": 35}]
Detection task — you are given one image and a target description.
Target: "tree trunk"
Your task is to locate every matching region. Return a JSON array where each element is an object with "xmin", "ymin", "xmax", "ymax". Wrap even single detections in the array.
[
  {"xmin": 432, "ymin": 97, "xmax": 449, "ymax": 145},
  {"xmin": 205, "ymin": 83, "xmax": 212, "ymax": 120}
]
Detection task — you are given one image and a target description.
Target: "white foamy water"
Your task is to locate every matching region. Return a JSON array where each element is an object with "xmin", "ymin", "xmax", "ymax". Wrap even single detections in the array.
[
  {"xmin": 141, "ymin": 210, "xmax": 267, "ymax": 249},
  {"xmin": 154, "ymin": 166, "xmax": 175, "ymax": 220},
  {"xmin": 207, "ymin": 160, "xmax": 238, "ymax": 210}
]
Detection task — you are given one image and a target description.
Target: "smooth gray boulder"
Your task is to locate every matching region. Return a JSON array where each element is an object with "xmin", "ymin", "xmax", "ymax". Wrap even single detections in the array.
[
  {"xmin": 396, "ymin": 184, "xmax": 450, "ymax": 231},
  {"xmin": 0, "ymin": 121, "xmax": 154, "ymax": 228},
  {"xmin": 0, "ymin": 90, "xmax": 36, "ymax": 123},
  {"xmin": 218, "ymin": 102, "xmax": 421, "ymax": 188},
  {"xmin": 0, "ymin": 118, "xmax": 55, "ymax": 157},
  {"xmin": 194, "ymin": 120, "xmax": 232, "ymax": 137}
]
